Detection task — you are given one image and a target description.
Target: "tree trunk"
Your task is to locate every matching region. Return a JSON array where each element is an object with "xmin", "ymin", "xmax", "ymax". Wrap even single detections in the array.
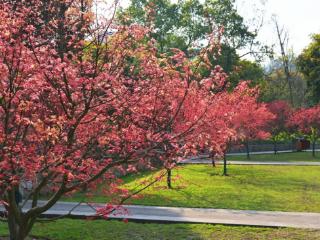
[
  {"xmin": 7, "ymin": 210, "xmax": 30, "ymax": 240},
  {"xmin": 273, "ymin": 140, "xmax": 277, "ymax": 155},
  {"xmin": 8, "ymin": 211, "xmax": 19, "ymax": 240},
  {"xmin": 7, "ymin": 189, "xmax": 35, "ymax": 240},
  {"xmin": 223, "ymin": 153, "xmax": 228, "ymax": 176},
  {"xmin": 167, "ymin": 168, "xmax": 172, "ymax": 189},
  {"xmin": 210, "ymin": 152, "xmax": 216, "ymax": 168},
  {"xmin": 245, "ymin": 141, "xmax": 250, "ymax": 160},
  {"xmin": 312, "ymin": 141, "xmax": 316, "ymax": 158},
  {"xmin": 212, "ymin": 159, "xmax": 216, "ymax": 168}
]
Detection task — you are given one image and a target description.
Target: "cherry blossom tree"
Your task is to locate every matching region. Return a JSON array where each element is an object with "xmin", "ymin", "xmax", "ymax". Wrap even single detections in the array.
[
  {"xmin": 287, "ymin": 106, "xmax": 320, "ymax": 157},
  {"xmin": 225, "ymin": 83, "xmax": 275, "ymax": 160},
  {"xmin": 195, "ymin": 81, "xmax": 274, "ymax": 175},
  {"xmin": 267, "ymin": 100, "xmax": 292, "ymax": 154},
  {"xmin": 0, "ymin": 1, "xmax": 233, "ymax": 239}
]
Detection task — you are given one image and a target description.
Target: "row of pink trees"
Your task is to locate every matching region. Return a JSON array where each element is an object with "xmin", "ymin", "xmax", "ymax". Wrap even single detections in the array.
[
  {"xmin": 267, "ymin": 100, "xmax": 320, "ymax": 157},
  {"xmin": 166, "ymin": 81, "xmax": 277, "ymax": 180}
]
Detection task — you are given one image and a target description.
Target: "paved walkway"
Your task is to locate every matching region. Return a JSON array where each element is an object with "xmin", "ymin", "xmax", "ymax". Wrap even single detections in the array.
[
  {"xmin": 180, "ymin": 159, "xmax": 320, "ymax": 166},
  {"xmin": 2, "ymin": 201, "xmax": 320, "ymax": 229}
]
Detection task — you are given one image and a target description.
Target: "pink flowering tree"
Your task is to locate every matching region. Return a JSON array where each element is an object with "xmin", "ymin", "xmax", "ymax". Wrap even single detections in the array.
[
  {"xmin": 287, "ymin": 106, "xmax": 320, "ymax": 157},
  {"xmin": 198, "ymin": 81, "xmax": 274, "ymax": 175},
  {"xmin": 267, "ymin": 100, "xmax": 292, "ymax": 154},
  {"xmin": 227, "ymin": 83, "xmax": 275, "ymax": 160},
  {"xmin": 0, "ymin": 1, "xmax": 234, "ymax": 239}
]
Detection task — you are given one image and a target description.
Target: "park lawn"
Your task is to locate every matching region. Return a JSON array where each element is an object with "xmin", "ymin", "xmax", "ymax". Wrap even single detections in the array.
[
  {"xmin": 1, "ymin": 219, "xmax": 320, "ymax": 240},
  {"xmin": 64, "ymin": 165, "xmax": 320, "ymax": 213},
  {"xmin": 227, "ymin": 151, "xmax": 320, "ymax": 162}
]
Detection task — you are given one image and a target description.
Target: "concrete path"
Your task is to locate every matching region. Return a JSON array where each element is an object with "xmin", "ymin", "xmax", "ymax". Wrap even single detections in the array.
[
  {"xmin": 180, "ymin": 159, "xmax": 320, "ymax": 166},
  {"xmin": 2, "ymin": 201, "xmax": 320, "ymax": 229}
]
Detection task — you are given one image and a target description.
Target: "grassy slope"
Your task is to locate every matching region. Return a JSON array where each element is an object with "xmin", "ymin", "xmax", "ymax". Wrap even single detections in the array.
[
  {"xmin": 227, "ymin": 151, "xmax": 320, "ymax": 162},
  {"xmin": 1, "ymin": 220, "xmax": 320, "ymax": 240},
  {"xmin": 64, "ymin": 165, "xmax": 320, "ymax": 212}
]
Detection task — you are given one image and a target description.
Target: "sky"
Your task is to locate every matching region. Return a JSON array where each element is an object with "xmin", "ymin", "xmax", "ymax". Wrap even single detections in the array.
[{"xmin": 236, "ymin": 0, "xmax": 320, "ymax": 55}]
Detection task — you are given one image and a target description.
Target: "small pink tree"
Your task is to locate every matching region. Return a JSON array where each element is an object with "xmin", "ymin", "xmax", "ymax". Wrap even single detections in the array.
[
  {"xmin": 200, "ymin": 81, "xmax": 275, "ymax": 174},
  {"xmin": 227, "ymin": 83, "xmax": 275, "ymax": 160},
  {"xmin": 267, "ymin": 100, "xmax": 292, "ymax": 154},
  {"xmin": 287, "ymin": 106, "xmax": 320, "ymax": 157}
]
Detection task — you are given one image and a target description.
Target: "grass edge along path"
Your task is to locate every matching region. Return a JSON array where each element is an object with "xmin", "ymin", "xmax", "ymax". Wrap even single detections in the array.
[{"xmin": 1, "ymin": 219, "xmax": 320, "ymax": 240}]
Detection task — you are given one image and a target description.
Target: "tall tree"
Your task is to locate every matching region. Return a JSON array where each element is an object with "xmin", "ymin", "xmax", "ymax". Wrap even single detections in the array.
[
  {"xmin": 117, "ymin": 0, "xmax": 259, "ymax": 77},
  {"xmin": 297, "ymin": 34, "xmax": 320, "ymax": 105},
  {"xmin": 273, "ymin": 17, "xmax": 294, "ymax": 106},
  {"xmin": 261, "ymin": 56, "xmax": 307, "ymax": 106}
]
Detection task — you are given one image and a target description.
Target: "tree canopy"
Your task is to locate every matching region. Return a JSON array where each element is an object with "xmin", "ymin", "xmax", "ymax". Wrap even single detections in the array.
[
  {"xmin": 117, "ymin": 0, "xmax": 258, "ymax": 78},
  {"xmin": 297, "ymin": 34, "xmax": 320, "ymax": 105}
]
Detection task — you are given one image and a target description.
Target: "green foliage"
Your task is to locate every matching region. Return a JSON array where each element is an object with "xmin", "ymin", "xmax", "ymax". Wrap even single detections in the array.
[
  {"xmin": 297, "ymin": 34, "xmax": 320, "ymax": 105},
  {"xmin": 290, "ymin": 128, "xmax": 320, "ymax": 146},
  {"xmin": 117, "ymin": 0, "xmax": 185, "ymax": 53},
  {"xmin": 260, "ymin": 62, "xmax": 307, "ymax": 106},
  {"xmin": 117, "ymin": 0, "xmax": 271, "ymax": 89},
  {"xmin": 304, "ymin": 127, "xmax": 320, "ymax": 144},
  {"xmin": 270, "ymin": 131, "xmax": 291, "ymax": 143},
  {"xmin": 229, "ymin": 59, "xmax": 264, "ymax": 88},
  {"xmin": 117, "ymin": 0, "xmax": 258, "ymax": 78},
  {"xmin": 118, "ymin": 0, "xmax": 255, "ymax": 52}
]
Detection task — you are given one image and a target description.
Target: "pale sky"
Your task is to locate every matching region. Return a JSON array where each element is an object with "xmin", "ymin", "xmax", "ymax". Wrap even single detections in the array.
[{"xmin": 236, "ymin": 0, "xmax": 320, "ymax": 55}]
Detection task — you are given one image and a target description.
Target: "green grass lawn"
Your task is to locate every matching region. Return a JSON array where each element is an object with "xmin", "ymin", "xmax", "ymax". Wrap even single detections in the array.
[
  {"xmin": 227, "ymin": 151, "xmax": 320, "ymax": 162},
  {"xmin": 64, "ymin": 165, "xmax": 320, "ymax": 213},
  {"xmin": 1, "ymin": 219, "xmax": 320, "ymax": 240}
]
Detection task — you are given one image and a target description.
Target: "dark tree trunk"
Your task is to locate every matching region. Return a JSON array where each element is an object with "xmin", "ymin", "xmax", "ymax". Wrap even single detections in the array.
[
  {"xmin": 7, "ymin": 187, "xmax": 43, "ymax": 240},
  {"xmin": 210, "ymin": 152, "xmax": 216, "ymax": 168},
  {"xmin": 312, "ymin": 141, "xmax": 316, "ymax": 158},
  {"xmin": 273, "ymin": 140, "xmax": 277, "ymax": 155},
  {"xmin": 7, "ymin": 210, "xmax": 31, "ymax": 240},
  {"xmin": 212, "ymin": 159, "xmax": 216, "ymax": 168},
  {"xmin": 245, "ymin": 141, "xmax": 250, "ymax": 160},
  {"xmin": 292, "ymin": 140, "xmax": 295, "ymax": 152},
  {"xmin": 167, "ymin": 168, "xmax": 172, "ymax": 189},
  {"xmin": 223, "ymin": 153, "xmax": 228, "ymax": 176},
  {"xmin": 8, "ymin": 211, "xmax": 19, "ymax": 240}
]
